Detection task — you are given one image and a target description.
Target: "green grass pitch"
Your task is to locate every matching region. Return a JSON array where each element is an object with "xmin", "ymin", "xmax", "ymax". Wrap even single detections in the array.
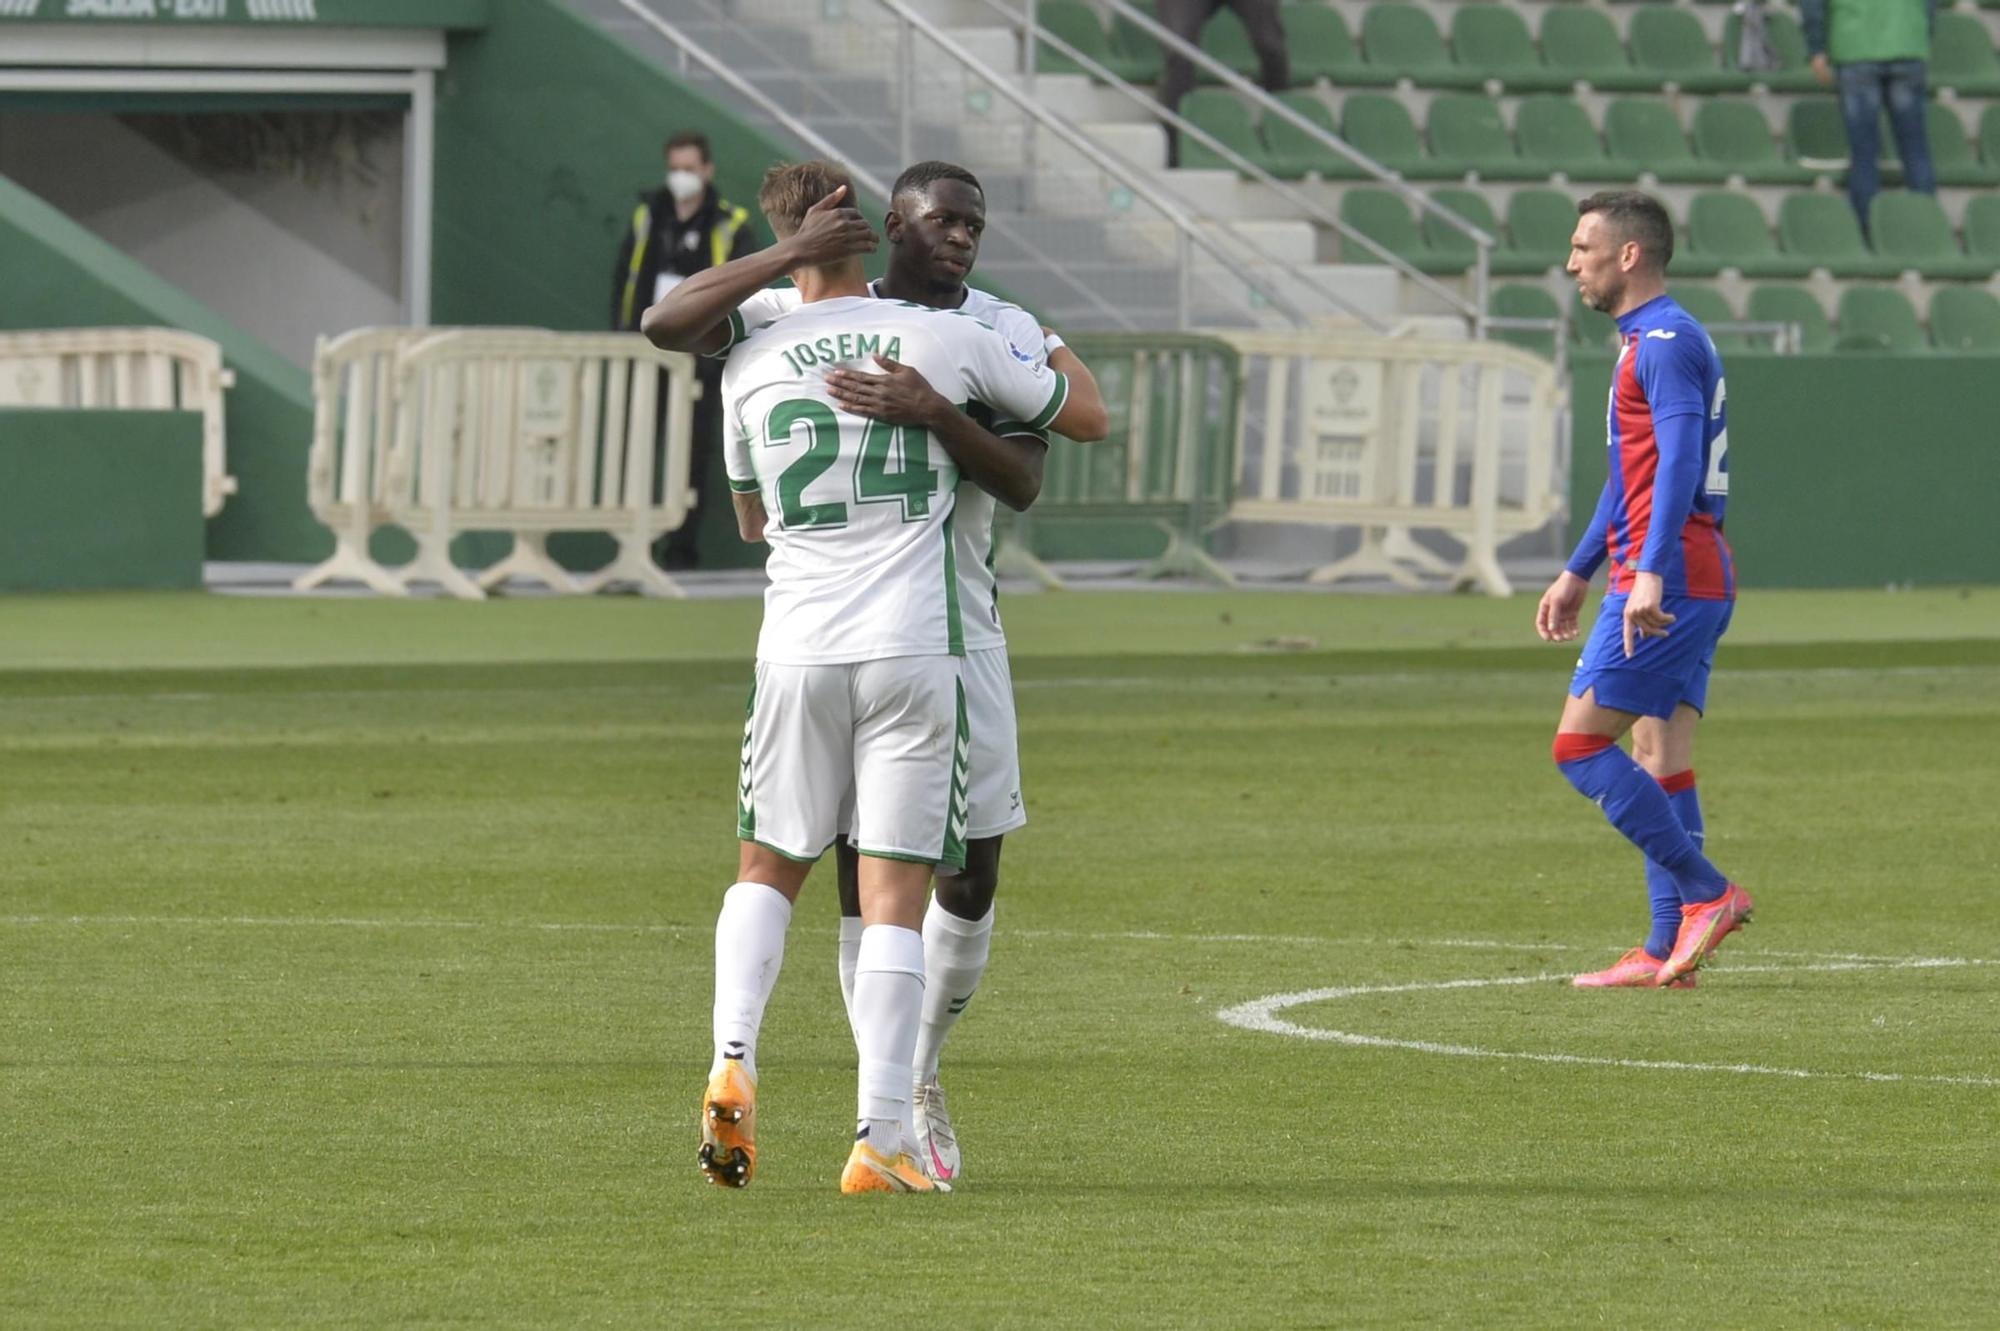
[{"xmin": 3, "ymin": 587, "xmax": 1997, "ymax": 1327}]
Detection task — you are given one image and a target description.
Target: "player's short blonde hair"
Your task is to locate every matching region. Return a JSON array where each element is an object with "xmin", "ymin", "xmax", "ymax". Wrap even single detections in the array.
[{"xmin": 758, "ymin": 160, "xmax": 855, "ymax": 239}]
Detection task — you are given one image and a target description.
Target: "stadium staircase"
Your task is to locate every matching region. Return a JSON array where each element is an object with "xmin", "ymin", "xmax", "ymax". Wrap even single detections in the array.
[{"xmin": 577, "ymin": 0, "xmax": 2000, "ymax": 353}]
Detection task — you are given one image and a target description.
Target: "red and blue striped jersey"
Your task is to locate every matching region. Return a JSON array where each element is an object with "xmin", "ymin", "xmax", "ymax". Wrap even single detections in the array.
[{"xmin": 1566, "ymin": 294, "xmax": 1735, "ymax": 600}]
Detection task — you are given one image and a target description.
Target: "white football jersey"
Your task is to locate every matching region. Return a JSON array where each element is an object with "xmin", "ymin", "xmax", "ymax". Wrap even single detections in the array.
[
  {"xmin": 722, "ymin": 294, "xmax": 1070, "ymax": 666},
  {"xmin": 716, "ymin": 281, "xmax": 1050, "ymax": 652}
]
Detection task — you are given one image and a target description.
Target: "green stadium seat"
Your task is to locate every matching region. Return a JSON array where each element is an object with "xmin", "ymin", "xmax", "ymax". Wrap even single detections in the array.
[
  {"xmin": 1339, "ymin": 187, "xmax": 1470, "ymax": 274},
  {"xmin": 1914, "ymin": 104, "xmax": 1997, "ymax": 186},
  {"xmin": 1176, "ymin": 90, "xmax": 1274, "ymax": 174},
  {"xmin": 1540, "ymin": 9, "xmax": 1656, "ymax": 91},
  {"xmin": 1514, "ymin": 95, "xmax": 1632, "ymax": 182},
  {"xmin": 1603, "ymin": 99, "xmax": 1730, "ymax": 182},
  {"xmin": 1685, "ymin": 191, "xmax": 1811, "ymax": 278},
  {"xmin": 1691, "ymin": 100, "xmax": 1814, "ymax": 183},
  {"xmin": 1450, "ymin": 7, "xmax": 1571, "ymax": 92},
  {"xmin": 1571, "ymin": 291, "xmax": 1620, "ymax": 349},
  {"xmin": 1263, "ymin": 92, "xmax": 1361, "ymax": 179},
  {"xmin": 1778, "ymin": 193, "xmax": 1903, "ymax": 277},
  {"xmin": 1962, "ymin": 194, "xmax": 2000, "ymax": 262},
  {"xmin": 1489, "ymin": 283, "xmax": 1564, "ymax": 359},
  {"xmin": 1342, "ymin": 93, "xmax": 1458, "ymax": 178},
  {"xmin": 1926, "ymin": 286, "xmax": 2000, "ymax": 352},
  {"xmin": 1867, "ymin": 192, "xmax": 1991, "ymax": 279},
  {"xmin": 1362, "ymin": 4, "xmax": 1485, "ymax": 88},
  {"xmin": 1747, "ymin": 284, "xmax": 1836, "ymax": 354},
  {"xmin": 1786, "ymin": 98, "xmax": 1850, "ymax": 172},
  {"xmin": 1629, "ymin": 8, "xmax": 1751, "ymax": 92},
  {"xmin": 1282, "ymin": 6, "xmax": 1381, "ymax": 86},
  {"xmin": 1422, "ymin": 187, "xmax": 1504, "ymax": 269},
  {"xmin": 1034, "ymin": 0, "xmax": 1111, "ymax": 78},
  {"xmin": 1106, "ymin": 1, "xmax": 1166, "ymax": 84},
  {"xmin": 1669, "ymin": 286, "xmax": 1744, "ymax": 352},
  {"xmin": 1721, "ymin": 10, "xmax": 1819, "ymax": 91},
  {"xmin": 1930, "ymin": 12, "xmax": 2000, "ymax": 94},
  {"xmin": 1195, "ymin": 10, "xmax": 1262, "ymax": 84},
  {"xmin": 1428, "ymin": 93, "xmax": 1546, "ymax": 179},
  {"xmin": 1835, "ymin": 287, "xmax": 1927, "ymax": 353},
  {"xmin": 1501, "ymin": 187, "xmax": 1577, "ymax": 273}
]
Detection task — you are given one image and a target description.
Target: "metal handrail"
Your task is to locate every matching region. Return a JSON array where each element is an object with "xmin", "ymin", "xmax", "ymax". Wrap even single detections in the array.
[
  {"xmin": 977, "ymin": 0, "xmax": 1397, "ymax": 333},
  {"xmin": 872, "ymin": 0, "xmax": 1315, "ymax": 329},
  {"xmin": 612, "ymin": 0, "xmax": 1135, "ymax": 330},
  {"xmin": 1090, "ymin": 0, "xmax": 1494, "ymax": 336}
]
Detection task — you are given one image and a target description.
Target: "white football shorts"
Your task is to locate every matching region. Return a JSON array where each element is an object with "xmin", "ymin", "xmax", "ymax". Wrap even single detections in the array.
[
  {"xmin": 737, "ymin": 655, "xmax": 969, "ymax": 870},
  {"xmin": 960, "ymin": 645, "xmax": 1027, "ymax": 841}
]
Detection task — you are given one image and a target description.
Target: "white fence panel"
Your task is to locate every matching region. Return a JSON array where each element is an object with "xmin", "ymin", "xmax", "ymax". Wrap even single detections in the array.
[
  {"xmin": 1218, "ymin": 332, "xmax": 1566, "ymax": 596},
  {"xmin": 295, "ymin": 327, "xmax": 425, "ymax": 595},
  {"xmin": 0, "ymin": 326, "xmax": 236, "ymax": 517}
]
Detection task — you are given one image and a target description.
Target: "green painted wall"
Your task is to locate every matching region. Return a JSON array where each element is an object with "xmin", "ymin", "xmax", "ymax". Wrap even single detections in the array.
[
  {"xmin": 1568, "ymin": 352, "xmax": 2000, "ymax": 588},
  {"xmin": 0, "ymin": 410, "xmax": 205, "ymax": 591},
  {"xmin": 0, "ymin": 173, "xmax": 323, "ymax": 563}
]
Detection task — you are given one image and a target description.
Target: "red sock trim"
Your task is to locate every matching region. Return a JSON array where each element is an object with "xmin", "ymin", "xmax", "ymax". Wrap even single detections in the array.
[
  {"xmin": 1657, "ymin": 769, "xmax": 1697, "ymax": 794},
  {"xmin": 1552, "ymin": 732, "xmax": 1617, "ymax": 763}
]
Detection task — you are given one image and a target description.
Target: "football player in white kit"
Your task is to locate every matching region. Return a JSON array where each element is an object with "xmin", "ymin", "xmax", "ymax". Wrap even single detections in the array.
[
  {"xmin": 678, "ymin": 160, "xmax": 1106, "ymax": 1195},
  {"xmin": 645, "ymin": 162, "xmax": 1107, "ymax": 1185}
]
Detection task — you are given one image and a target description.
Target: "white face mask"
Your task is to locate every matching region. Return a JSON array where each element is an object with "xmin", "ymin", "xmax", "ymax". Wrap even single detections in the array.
[{"xmin": 666, "ymin": 169, "xmax": 705, "ymax": 203}]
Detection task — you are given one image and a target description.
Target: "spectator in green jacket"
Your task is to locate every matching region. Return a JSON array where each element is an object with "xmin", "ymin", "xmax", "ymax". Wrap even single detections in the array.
[{"xmin": 1801, "ymin": 0, "xmax": 1938, "ymax": 238}]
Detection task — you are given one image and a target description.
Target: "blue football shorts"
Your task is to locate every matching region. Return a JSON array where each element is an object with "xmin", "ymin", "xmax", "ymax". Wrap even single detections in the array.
[{"xmin": 1570, "ymin": 592, "xmax": 1735, "ymax": 719}]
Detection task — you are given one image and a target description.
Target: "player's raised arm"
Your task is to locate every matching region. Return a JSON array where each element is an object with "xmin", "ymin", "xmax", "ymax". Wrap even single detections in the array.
[
  {"xmin": 1040, "ymin": 328, "xmax": 1109, "ymax": 443},
  {"xmin": 826, "ymin": 354, "xmax": 1048, "ymax": 511},
  {"xmin": 640, "ymin": 185, "xmax": 877, "ymax": 356}
]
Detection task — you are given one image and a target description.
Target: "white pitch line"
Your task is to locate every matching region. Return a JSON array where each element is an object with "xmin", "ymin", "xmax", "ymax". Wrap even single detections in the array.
[{"xmin": 1217, "ymin": 960, "xmax": 2000, "ymax": 1088}]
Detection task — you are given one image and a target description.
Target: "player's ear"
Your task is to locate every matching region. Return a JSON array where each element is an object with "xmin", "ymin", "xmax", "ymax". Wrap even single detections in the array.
[{"xmin": 883, "ymin": 208, "xmax": 904, "ymax": 244}]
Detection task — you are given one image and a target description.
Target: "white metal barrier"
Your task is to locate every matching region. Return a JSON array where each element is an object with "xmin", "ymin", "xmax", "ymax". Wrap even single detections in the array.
[
  {"xmin": 1218, "ymin": 333, "xmax": 1567, "ymax": 597},
  {"xmin": 299, "ymin": 328, "xmax": 702, "ymax": 600},
  {"xmin": 0, "ymin": 326, "xmax": 237, "ymax": 517}
]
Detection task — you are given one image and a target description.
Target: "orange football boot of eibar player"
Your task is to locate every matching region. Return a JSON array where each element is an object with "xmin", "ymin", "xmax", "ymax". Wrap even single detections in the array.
[
  {"xmin": 1657, "ymin": 883, "xmax": 1755, "ymax": 984},
  {"xmin": 839, "ymin": 1139, "xmax": 951, "ymax": 1194},
  {"xmin": 698, "ymin": 1060, "xmax": 757, "ymax": 1188},
  {"xmin": 1573, "ymin": 947, "xmax": 1696, "ymax": 989}
]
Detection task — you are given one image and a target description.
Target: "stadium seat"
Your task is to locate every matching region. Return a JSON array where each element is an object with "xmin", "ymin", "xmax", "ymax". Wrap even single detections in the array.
[
  {"xmin": 1263, "ymin": 92, "xmax": 1362, "ymax": 179},
  {"xmin": 1930, "ymin": 12, "xmax": 2000, "ymax": 94},
  {"xmin": 1176, "ymin": 90, "xmax": 1274, "ymax": 174},
  {"xmin": 1450, "ymin": 7, "xmax": 1571, "ymax": 92},
  {"xmin": 1604, "ymin": 99, "xmax": 1730, "ymax": 182},
  {"xmin": 1571, "ymin": 291, "xmax": 1620, "ymax": 349},
  {"xmin": 1835, "ymin": 287, "xmax": 1927, "ymax": 353},
  {"xmin": 1691, "ymin": 100, "xmax": 1814, "ymax": 183},
  {"xmin": 1106, "ymin": 2, "xmax": 1166, "ymax": 84},
  {"xmin": 1982, "ymin": 102, "xmax": 2000, "ymax": 169},
  {"xmin": 1515, "ymin": 95, "xmax": 1632, "ymax": 180},
  {"xmin": 1339, "ymin": 187, "xmax": 1470, "ymax": 274},
  {"xmin": 1914, "ymin": 104, "xmax": 1997, "ymax": 186},
  {"xmin": 1540, "ymin": 9, "xmax": 1655, "ymax": 91},
  {"xmin": 1361, "ymin": 4, "xmax": 1485, "ymax": 87},
  {"xmin": 1670, "ymin": 286, "xmax": 1744, "ymax": 352},
  {"xmin": 1342, "ymin": 93, "xmax": 1457, "ymax": 178},
  {"xmin": 1962, "ymin": 194, "xmax": 2000, "ymax": 262},
  {"xmin": 1685, "ymin": 191, "xmax": 1812, "ymax": 278},
  {"xmin": 1489, "ymin": 283, "xmax": 1564, "ymax": 358},
  {"xmin": 1194, "ymin": 10, "xmax": 1261, "ymax": 84},
  {"xmin": 1867, "ymin": 192, "xmax": 1991, "ymax": 279},
  {"xmin": 1428, "ymin": 94, "xmax": 1545, "ymax": 179},
  {"xmin": 1502, "ymin": 187, "xmax": 1577, "ymax": 273},
  {"xmin": 1720, "ymin": 10, "xmax": 1819, "ymax": 91},
  {"xmin": 1926, "ymin": 285, "xmax": 2000, "ymax": 352},
  {"xmin": 1747, "ymin": 284, "xmax": 1836, "ymax": 353},
  {"xmin": 1786, "ymin": 98, "xmax": 1851, "ymax": 171},
  {"xmin": 1283, "ymin": 6, "xmax": 1381, "ymax": 86},
  {"xmin": 1422, "ymin": 187, "xmax": 1505, "ymax": 269},
  {"xmin": 1629, "ymin": 8, "xmax": 1750, "ymax": 92},
  {"xmin": 1778, "ymin": 193, "xmax": 1903, "ymax": 277},
  {"xmin": 1035, "ymin": 0, "xmax": 1112, "ymax": 77}
]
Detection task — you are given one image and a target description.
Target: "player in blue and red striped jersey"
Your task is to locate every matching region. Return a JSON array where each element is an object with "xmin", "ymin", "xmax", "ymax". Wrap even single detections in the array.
[{"xmin": 1535, "ymin": 191, "xmax": 1754, "ymax": 989}]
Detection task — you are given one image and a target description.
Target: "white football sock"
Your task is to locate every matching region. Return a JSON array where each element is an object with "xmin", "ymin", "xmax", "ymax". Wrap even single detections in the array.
[
  {"xmin": 710, "ymin": 881, "xmax": 793, "ymax": 1081},
  {"xmin": 914, "ymin": 899, "xmax": 993, "ymax": 1082},
  {"xmin": 852, "ymin": 924, "xmax": 925, "ymax": 1151},
  {"xmin": 836, "ymin": 915, "xmax": 864, "ymax": 1046}
]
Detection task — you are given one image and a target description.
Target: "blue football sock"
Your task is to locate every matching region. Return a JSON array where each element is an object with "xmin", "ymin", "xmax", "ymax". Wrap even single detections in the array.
[
  {"xmin": 1555, "ymin": 735, "xmax": 1730, "ymax": 906},
  {"xmin": 1643, "ymin": 773, "xmax": 1706, "ymax": 958}
]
